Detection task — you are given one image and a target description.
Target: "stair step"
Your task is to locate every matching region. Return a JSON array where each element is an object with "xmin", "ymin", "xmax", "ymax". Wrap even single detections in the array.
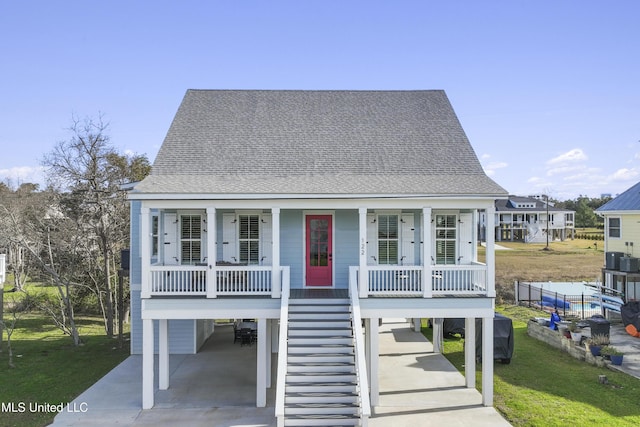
[
  {"xmin": 285, "ymin": 404, "xmax": 359, "ymax": 415},
  {"xmin": 288, "ymin": 337, "xmax": 353, "ymax": 345},
  {"xmin": 289, "ymin": 299, "xmax": 349, "ymax": 306},
  {"xmin": 288, "ymin": 363, "xmax": 355, "ymax": 373},
  {"xmin": 285, "ymin": 383, "xmax": 357, "ymax": 393},
  {"xmin": 289, "ymin": 312, "xmax": 351, "ymax": 320},
  {"xmin": 289, "ymin": 320, "xmax": 352, "ymax": 328},
  {"xmin": 288, "ymin": 304, "xmax": 351, "ymax": 312},
  {"xmin": 285, "ymin": 392, "xmax": 358, "ymax": 404},
  {"xmin": 288, "ymin": 328, "xmax": 352, "ymax": 337},
  {"xmin": 283, "ymin": 414, "xmax": 359, "ymax": 426},
  {"xmin": 288, "ymin": 346, "xmax": 353, "ymax": 355},
  {"xmin": 287, "ymin": 373, "xmax": 357, "ymax": 383},
  {"xmin": 288, "ymin": 354, "xmax": 354, "ymax": 364}
]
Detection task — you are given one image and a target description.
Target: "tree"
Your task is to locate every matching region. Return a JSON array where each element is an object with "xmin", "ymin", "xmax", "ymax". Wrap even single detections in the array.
[{"xmin": 42, "ymin": 114, "xmax": 149, "ymax": 338}]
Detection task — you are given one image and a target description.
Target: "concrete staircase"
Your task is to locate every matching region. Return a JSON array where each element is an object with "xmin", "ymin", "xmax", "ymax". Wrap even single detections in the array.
[{"xmin": 283, "ymin": 297, "xmax": 360, "ymax": 426}]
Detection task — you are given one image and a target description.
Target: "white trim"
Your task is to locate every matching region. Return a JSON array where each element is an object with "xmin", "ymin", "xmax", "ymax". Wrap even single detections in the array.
[
  {"xmin": 134, "ymin": 198, "xmax": 502, "ymax": 211},
  {"xmin": 130, "ymin": 192, "xmax": 509, "ymax": 201},
  {"xmin": 302, "ymin": 211, "xmax": 335, "ymax": 288}
]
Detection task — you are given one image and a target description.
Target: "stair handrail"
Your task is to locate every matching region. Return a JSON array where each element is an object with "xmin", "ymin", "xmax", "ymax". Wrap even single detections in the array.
[
  {"xmin": 274, "ymin": 267, "xmax": 290, "ymax": 426},
  {"xmin": 349, "ymin": 266, "xmax": 371, "ymax": 425}
]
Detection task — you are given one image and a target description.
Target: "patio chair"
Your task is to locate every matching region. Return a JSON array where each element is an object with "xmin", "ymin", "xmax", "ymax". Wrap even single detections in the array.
[{"xmin": 239, "ymin": 328, "xmax": 255, "ymax": 346}]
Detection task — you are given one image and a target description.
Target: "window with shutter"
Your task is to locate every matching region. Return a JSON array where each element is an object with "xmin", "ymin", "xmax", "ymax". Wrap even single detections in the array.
[
  {"xmin": 180, "ymin": 215, "xmax": 202, "ymax": 265},
  {"xmin": 239, "ymin": 215, "xmax": 260, "ymax": 265},
  {"xmin": 435, "ymin": 214, "xmax": 456, "ymax": 265},
  {"xmin": 378, "ymin": 214, "xmax": 399, "ymax": 265}
]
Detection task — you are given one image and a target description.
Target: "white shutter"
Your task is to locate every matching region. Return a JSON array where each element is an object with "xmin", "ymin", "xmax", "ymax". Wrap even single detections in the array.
[
  {"xmin": 163, "ymin": 213, "xmax": 179, "ymax": 265},
  {"xmin": 201, "ymin": 215, "xmax": 208, "ymax": 263},
  {"xmin": 222, "ymin": 213, "xmax": 237, "ymax": 263},
  {"xmin": 260, "ymin": 213, "xmax": 272, "ymax": 265},
  {"xmin": 458, "ymin": 212, "xmax": 473, "ymax": 265},
  {"xmin": 400, "ymin": 213, "xmax": 415, "ymax": 265},
  {"xmin": 366, "ymin": 213, "xmax": 378, "ymax": 265}
]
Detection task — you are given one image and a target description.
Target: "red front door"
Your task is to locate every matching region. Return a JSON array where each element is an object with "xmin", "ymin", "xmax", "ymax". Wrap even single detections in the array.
[{"xmin": 305, "ymin": 215, "xmax": 333, "ymax": 287}]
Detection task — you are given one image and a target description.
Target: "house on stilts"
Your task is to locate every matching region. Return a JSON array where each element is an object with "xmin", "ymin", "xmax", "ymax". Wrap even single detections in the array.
[{"xmin": 127, "ymin": 89, "xmax": 509, "ymax": 426}]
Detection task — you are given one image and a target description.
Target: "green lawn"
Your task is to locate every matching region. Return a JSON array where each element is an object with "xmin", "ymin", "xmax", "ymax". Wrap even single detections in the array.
[
  {"xmin": 0, "ymin": 314, "xmax": 129, "ymax": 427},
  {"xmin": 423, "ymin": 305, "xmax": 640, "ymax": 426}
]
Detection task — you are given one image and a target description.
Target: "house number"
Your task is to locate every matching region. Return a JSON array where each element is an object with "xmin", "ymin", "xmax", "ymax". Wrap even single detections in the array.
[{"xmin": 360, "ymin": 238, "xmax": 366, "ymax": 256}]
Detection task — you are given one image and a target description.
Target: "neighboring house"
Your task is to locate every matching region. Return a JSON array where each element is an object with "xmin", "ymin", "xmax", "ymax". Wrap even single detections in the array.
[
  {"xmin": 128, "ymin": 90, "xmax": 508, "ymax": 424},
  {"xmin": 479, "ymin": 196, "xmax": 575, "ymax": 243},
  {"xmin": 596, "ymin": 181, "xmax": 640, "ymax": 303}
]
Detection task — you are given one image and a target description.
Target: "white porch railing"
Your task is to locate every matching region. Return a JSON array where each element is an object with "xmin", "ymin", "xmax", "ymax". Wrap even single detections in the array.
[
  {"xmin": 149, "ymin": 265, "xmax": 278, "ymax": 297},
  {"xmin": 363, "ymin": 264, "xmax": 488, "ymax": 297},
  {"xmin": 349, "ymin": 267, "xmax": 371, "ymax": 426}
]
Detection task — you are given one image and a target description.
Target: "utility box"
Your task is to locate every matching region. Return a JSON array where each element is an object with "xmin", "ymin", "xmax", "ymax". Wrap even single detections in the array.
[
  {"xmin": 589, "ymin": 315, "xmax": 610, "ymax": 338},
  {"xmin": 620, "ymin": 257, "xmax": 639, "ymax": 273},
  {"xmin": 605, "ymin": 252, "xmax": 624, "ymax": 270}
]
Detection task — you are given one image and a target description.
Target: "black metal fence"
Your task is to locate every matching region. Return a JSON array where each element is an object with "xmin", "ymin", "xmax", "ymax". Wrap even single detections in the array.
[{"xmin": 515, "ymin": 281, "xmax": 602, "ymax": 319}]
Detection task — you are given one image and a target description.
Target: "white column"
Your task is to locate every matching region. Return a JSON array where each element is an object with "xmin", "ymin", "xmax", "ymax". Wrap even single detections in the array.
[
  {"xmin": 272, "ymin": 208, "xmax": 281, "ymax": 298},
  {"xmin": 422, "ymin": 207, "xmax": 432, "ymax": 298},
  {"xmin": 465, "ymin": 317, "xmax": 476, "ymax": 388},
  {"xmin": 368, "ymin": 317, "xmax": 379, "ymax": 406},
  {"xmin": 142, "ymin": 318, "xmax": 154, "ymax": 409},
  {"xmin": 432, "ymin": 318, "xmax": 443, "ymax": 353},
  {"xmin": 358, "ymin": 207, "xmax": 368, "ymax": 298},
  {"xmin": 256, "ymin": 318, "xmax": 267, "ymax": 407},
  {"xmin": 266, "ymin": 319, "xmax": 272, "ymax": 388},
  {"xmin": 159, "ymin": 319, "xmax": 169, "ymax": 390},
  {"xmin": 206, "ymin": 206, "xmax": 217, "ymax": 298},
  {"xmin": 413, "ymin": 318, "xmax": 421, "ymax": 332},
  {"xmin": 482, "ymin": 316, "xmax": 494, "ymax": 406},
  {"xmin": 486, "ymin": 205, "xmax": 496, "ymax": 298},
  {"xmin": 140, "ymin": 206, "xmax": 151, "ymax": 298}
]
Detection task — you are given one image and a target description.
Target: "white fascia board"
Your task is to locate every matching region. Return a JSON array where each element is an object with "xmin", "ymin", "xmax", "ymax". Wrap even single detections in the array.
[
  {"xmin": 597, "ymin": 210, "xmax": 640, "ymax": 216},
  {"xmin": 360, "ymin": 297, "xmax": 495, "ymax": 319},
  {"xmin": 129, "ymin": 192, "xmax": 507, "ymax": 201},
  {"xmin": 135, "ymin": 197, "xmax": 498, "ymax": 211},
  {"xmin": 141, "ymin": 298, "xmax": 280, "ymax": 320}
]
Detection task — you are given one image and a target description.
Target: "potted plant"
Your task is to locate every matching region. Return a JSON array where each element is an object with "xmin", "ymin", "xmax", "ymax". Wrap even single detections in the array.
[
  {"xmin": 585, "ymin": 333, "xmax": 610, "ymax": 356},
  {"xmin": 601, "ymin": 345, "xmax": 624, "ymax": 365},
  {"xmin": 568, "ymin": 320, "xmax": 582, "ymax": 343}
]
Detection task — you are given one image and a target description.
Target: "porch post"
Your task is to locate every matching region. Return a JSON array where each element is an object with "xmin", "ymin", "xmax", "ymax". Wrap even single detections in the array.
[
  {"xmin": 482, "ymin": 315, "xmax": 494, "ymax": 406},
  {"xmin": 140, "ymin": 206, "xmax": 151, "ymax": 298},
  {"xmin": 465, "ymin": 317, "xmax": 476, "ymax": 388},
  {"xmin": 266, "ymin": 319, "xmax": 272, "ymax": 388},
  {"xmin": 358, "ymin": 207, "xmax": 368, "ymax": 298},
  {"xmin": 256, "ymin": 318, "xmax": 267, "ymax": 407},
  {"xmin": 159, "ymin": 319, "xmax": 169, "ymax": 390},
  {"xmin": 142, "ymin": 318, "xmax": 154, "ymax": 409},
  {"xmin": 368, "ymin": 317, "xmax": 379, "ymax": 406},
  {"xmin": 486, "ymin": 205, "xmax": 496, "ymax": 297},
  {"xmin": 206, "ymin": 206, "xmax": 217, "ymax": 298},
  {"xmin": 272, "ymin": 207, "xmax": 281, "ymax": 298},
  {"xmin": 432, "ymin": 318, "xmax": 443, "ymax": 353},
  {"xmin": 422, "ymin": 207, "xmax": 432, "ymax": 298}
]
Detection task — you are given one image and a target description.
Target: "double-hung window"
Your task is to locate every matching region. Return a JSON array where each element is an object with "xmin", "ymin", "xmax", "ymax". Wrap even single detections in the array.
[
  {"xmin": 239, "ymin": 214, "xmax": 260, "ymax": 265},
  {"xmin": 608, "ymin": 217, "xmax": 621, "ymax": 238},
  {"xmin": 180, "ymin": 214, "xmax": 202, "ymax": 265},
  {"xmin": 435, "ymin": 214, "xmax": 456, "ymax": 264}
]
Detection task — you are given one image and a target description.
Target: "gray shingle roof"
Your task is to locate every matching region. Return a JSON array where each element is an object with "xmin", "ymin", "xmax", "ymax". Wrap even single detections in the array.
[
  {"xmin": 596, "ymin": 181, "xmax": 640, "ymax": 212},
  {"xmin": 134, "ymin": 90, "xmax": 507, "ymax": 196},
  {"xmin": 496, "ymin": 196, "xmax": 573, "ymax": 213}
]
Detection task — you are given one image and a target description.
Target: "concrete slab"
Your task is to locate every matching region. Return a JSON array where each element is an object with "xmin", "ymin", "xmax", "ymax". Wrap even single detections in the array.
[{"xmin": 50, "ymin": 320, "xmax": 510, "ymax": 426}]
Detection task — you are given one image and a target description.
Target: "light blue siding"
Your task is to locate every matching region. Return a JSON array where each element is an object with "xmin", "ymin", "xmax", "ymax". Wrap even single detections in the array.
[
  {"xmin": 334, "ymin": 210, "xmax": 359, "ymax": 288},
  {"xmin": 280, "ymin": 210, "xmax": 304, "ymax": 288}
]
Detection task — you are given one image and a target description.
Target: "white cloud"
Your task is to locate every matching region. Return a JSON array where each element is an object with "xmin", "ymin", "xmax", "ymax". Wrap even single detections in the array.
[
  {"xmin": 609, "ymin": 168, "xmax": 639, "ymax": 181},
  {"xmin": 546, "ymin": 148, "xmax": 587, "ymax": 165}
]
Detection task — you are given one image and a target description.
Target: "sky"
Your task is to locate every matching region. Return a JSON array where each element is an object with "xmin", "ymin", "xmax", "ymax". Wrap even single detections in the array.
[{"xmin": 1, "ymin": 1, "xmax": 638, "ymax": 200}]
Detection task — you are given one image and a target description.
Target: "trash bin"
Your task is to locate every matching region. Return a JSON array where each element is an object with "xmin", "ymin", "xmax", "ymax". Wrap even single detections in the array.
[{"xmin": 589, "ymin": 315, "xmax": 610, "ymax": 338}]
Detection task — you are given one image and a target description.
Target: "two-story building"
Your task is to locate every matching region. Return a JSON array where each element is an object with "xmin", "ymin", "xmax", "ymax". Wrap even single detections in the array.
[
  {"xmin": 596, "ymin": 181, "xmax": 640, "ymax": 304},
  {"xmin": 479, "ymin": 195, "xmax": 575, "ymax": 243},
  {"xmin": 128, "ymin": 89, "xmax": 508, "ymax": 426}
]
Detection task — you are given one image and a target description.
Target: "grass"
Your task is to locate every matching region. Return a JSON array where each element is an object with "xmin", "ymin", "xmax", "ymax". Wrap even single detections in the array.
[
  {"xmin": 483, "ymin": 239, "xmax": 605, "ymax": 301},
  {"xmin": 0, "ymin": 313, "xmax": 130, "ymax": 427},
  {"xmin": 423, "ymin": 305, "xmax": 640, "ymax": 425}
]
